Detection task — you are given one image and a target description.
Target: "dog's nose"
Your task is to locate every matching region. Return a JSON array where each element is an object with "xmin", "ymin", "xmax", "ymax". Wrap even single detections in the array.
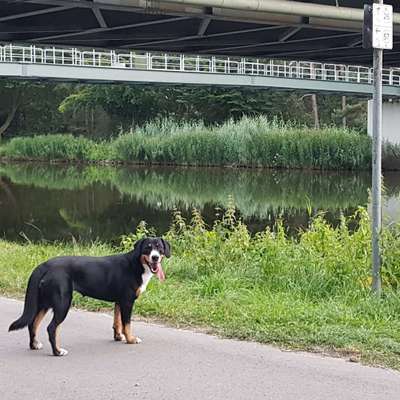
[{"xmin": 151, "ymin": 255, "xmax": 159, "ymax": 262}]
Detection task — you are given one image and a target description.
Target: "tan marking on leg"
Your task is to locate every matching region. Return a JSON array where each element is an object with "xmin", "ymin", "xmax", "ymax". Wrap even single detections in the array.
[
  {"xmin": 30, "ymin": 309, "xmax": 47, "ymax": 350},
  {"xmin": 32, "ymin": 309, "xmax": 47, "ymax": 336},
  {"xmin": 55, "ymin": 325, "xmax": 60, "ymax": 352},
  {"xmin": 135, "ymin": 288, "xmax": 141, "ymax": 298},
  {"xmin": 123, "ymin": 323, "xmax": 141, "ymax": 344},
  {"xmin": 55, "ymin": 325, "xmax": 68, "ymax": 356},
  {"xmin": 113, "ymin": 304, "xmax": 123, "ymax": 341}
]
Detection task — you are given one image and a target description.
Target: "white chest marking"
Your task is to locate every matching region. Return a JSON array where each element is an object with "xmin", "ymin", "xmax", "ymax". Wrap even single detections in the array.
[{"xmin": 138, "ymin": 264, "xmax": 153, "ymax": 295}]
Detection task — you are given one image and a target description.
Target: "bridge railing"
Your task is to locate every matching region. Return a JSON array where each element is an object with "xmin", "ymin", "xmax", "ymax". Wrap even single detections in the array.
[{"xmin": 1, "ymin": 43, "xmax": 400, "ymax": 86}]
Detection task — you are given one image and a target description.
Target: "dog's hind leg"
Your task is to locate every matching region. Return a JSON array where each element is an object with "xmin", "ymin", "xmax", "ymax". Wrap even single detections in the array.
[
  {"xmin": 113, "ymin": 304, "xmax": 123, "ymax": 341},
  {"xmin": 47, "ymin": 290, "xmax": 72, "ymax": 356},
  {"xmin": 28, "ymin": 308, "xmax": 48, "ymax": 350}
]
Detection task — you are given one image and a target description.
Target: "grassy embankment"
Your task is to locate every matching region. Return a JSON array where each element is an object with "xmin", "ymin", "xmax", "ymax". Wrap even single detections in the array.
[
  {"xmin": 0, "ymin": 117, "xmax": 372, "ymax": 170},
  {"xmin": 1, "ymin": 207, "xmax": 400, "ymax": 370}
]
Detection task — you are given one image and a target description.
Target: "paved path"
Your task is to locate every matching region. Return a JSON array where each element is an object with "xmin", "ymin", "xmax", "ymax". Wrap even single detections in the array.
[{"xmin": 1, "ymin": 297, "xmax": 399, "ymax": 400}]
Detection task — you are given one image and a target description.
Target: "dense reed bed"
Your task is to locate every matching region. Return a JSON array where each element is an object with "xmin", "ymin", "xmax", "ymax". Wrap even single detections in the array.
[{"xmin": 0, "ymin": 117, "xmax": 373, "ymax": 170}]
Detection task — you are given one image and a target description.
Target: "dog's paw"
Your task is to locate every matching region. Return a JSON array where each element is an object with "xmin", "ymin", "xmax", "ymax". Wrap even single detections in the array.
[
  {"xmin": 127, "ymin": 336, "xmax": 142, "ymax": 344},
  {"xmin": 30, "ymin": 341, "xmax": 43, "ymax": 350},
  {"xmin": 114, "ymin": 333, "xmax": 124, "ymax": 341},
  {"xmin": 55, "ymin": 348, "xmax": 68, "ymax": 356}
]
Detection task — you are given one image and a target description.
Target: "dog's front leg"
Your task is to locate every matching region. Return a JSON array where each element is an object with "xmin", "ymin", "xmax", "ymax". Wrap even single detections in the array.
[
  {"xmin": 120, "ymin": 300, "xmax": 142, "ymax": 344},
  {"xmin": 113, "ymin": 304, "xmax": 124, "ymax": 341}
]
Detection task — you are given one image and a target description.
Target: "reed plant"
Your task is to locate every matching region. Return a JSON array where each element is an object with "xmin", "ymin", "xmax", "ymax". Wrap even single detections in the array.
[
  {"xmin": 112, "ymin": 117, "xmax": 371, "ymax": 170},
  {"xmin": 1, "ymin": 134, "xmax": 110, "ymax": 162},
  {"xmin": 1, "ymin": 117, "xmax": 373, "ymax": 170}
]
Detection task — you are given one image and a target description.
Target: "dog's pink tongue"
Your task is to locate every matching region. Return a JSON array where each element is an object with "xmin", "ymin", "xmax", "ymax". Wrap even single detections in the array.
[{"xmin": 156, "ymin": 263, "xmax": 165, "ymax": 281}]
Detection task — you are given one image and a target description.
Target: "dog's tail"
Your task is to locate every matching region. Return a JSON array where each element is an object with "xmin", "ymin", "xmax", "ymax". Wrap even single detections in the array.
[{"xmin": 9, "ymin": 264, "xmax": 48, "ymax": 331}]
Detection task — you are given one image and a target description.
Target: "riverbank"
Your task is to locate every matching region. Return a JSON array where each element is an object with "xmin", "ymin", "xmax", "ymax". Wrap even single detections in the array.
[
  {"xmin": 0, "ymin": 117, "xmax": 373, "ymax": 170},
  {"xmin": 1, "ymin": 208, "xmax": 400, "ymax": 370}
]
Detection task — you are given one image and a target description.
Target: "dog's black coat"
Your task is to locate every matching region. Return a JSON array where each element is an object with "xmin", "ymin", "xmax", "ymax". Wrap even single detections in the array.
[{"xmin": 9, "ymin": 237, "xmax": 170, "ymax": 356}]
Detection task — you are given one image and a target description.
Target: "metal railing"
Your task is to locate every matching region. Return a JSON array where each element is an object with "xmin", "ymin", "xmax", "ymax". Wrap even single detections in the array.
[{"xmin": 1, "ymin": 43, "xmax": 399, "ymax": 86}]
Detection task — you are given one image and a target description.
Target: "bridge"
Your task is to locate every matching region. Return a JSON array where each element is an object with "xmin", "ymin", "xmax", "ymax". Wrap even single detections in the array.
[
  {"xmin": 1, "ymin": 1, "xmax": 400, "ymax": 97},
  {"xmin": 2, "ymin": 43, "xmax": 400, "ymax": 97},
  {"xmin": 1, "ymin": 1, "xmax": 400, "ymax": 65},
  {"xmin": 1, "ymin": 1, "xmax": 400, "ymax": 93}
]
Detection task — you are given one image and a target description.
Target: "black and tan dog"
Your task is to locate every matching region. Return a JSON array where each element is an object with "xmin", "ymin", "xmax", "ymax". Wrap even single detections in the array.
[{"xmin": 9, "ymin": 237, "xmax": 170, "ymax": 356}]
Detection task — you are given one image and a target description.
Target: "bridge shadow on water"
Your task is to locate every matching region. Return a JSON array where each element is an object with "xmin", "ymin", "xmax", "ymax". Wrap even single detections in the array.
[{"xmin": 0, "ymin": 162, "xmax": 380, "ymax": 243}]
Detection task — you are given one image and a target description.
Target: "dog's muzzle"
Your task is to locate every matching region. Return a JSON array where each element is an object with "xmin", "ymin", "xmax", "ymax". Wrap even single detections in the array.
[
  {"xmin": 143, "ymin": 251, "xmax": 165, "ymax": 281},
  {"xmin": 148, "ymin": 261, "xmax": 165, "ymax": 281}
]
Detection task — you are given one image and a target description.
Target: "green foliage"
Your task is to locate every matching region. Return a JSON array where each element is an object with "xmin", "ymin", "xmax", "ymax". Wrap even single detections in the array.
[
  {"xmin": 0, "ymin": 79, "xmax": 369, "ymax": 138},
  {"xmin": 1, "ymin": 207, "xmax": 400, "ymax": 369},
  {"xmin": 58, "ymin": 87, "xmax": 98, "ymax": 114},
  {"xmin": 57, "ymin": 84, "xmax": 369, "ymax": 130},
  {"xmin": 59, "ymin": 85, "xmax": 169, "ymax": 126},
  {"xmin": 111, "ymin": 116, "xmax": 371, "ymax": 170},
  {"xmin": 1, "ymin": 134, "xmax": 110, "ymax": 161},
  {"xmin": 0, "ymin": 117, "xmax": 372, "ymax": 169},
  {"xmin": 0, "ymin": 81, "xmax": 71, "ymax": 137}
]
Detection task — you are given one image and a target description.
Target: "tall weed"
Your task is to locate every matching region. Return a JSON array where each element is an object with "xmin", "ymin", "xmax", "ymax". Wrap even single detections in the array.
[{"xmin": 120, "ymin": 205, "xmax": 398, "ymax": 299}]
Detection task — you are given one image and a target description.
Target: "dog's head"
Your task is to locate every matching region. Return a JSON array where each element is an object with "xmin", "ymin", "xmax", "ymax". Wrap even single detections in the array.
[{"xmin": 132, "ymin": 237, "xmax": 171, "ymax": 281}]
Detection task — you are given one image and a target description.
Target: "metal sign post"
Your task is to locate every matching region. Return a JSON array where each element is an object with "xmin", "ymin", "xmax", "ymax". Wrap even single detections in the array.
[
  {"xmin": 371, "ymin": 35, "xmax": 383, "ymax": 295},
  {"xmin": 370, "ymin": 1, "xmax": 393, "ymax": 295}
]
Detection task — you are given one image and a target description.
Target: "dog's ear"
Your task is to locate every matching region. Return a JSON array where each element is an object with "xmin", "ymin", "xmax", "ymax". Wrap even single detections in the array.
[
  {"xmin": 161, "ymin": 239, "xmax": 171, "ymax": 258},
  {"xmin": 132, "ymin": 238, "xmax": 146, "ymax": 259}
]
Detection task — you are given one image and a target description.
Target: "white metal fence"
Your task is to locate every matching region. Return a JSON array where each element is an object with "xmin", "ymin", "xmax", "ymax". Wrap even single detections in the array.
[{"xmin": 1, "ymin": 43, "xmax": 399, "ymax": 86}]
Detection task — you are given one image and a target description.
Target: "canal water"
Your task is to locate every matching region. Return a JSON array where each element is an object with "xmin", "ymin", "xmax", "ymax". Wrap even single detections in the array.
[{"xmin": 1, "ymin": 162, "xmax": 398, "ymax": 243}]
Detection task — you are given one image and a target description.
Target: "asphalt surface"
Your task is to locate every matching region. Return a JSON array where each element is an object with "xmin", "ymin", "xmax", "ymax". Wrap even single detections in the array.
[{"xmin": 1, "ymin": 296, "xmax": 399, "ymax": 400}]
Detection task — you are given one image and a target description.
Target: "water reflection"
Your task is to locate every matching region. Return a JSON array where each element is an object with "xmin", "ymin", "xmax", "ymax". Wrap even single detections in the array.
[{"xmin": 0, "ymin": 163, "xmax": 373, "ymax": 242}]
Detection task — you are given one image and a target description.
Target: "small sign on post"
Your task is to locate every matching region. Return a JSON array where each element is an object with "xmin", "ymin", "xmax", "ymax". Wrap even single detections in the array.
[{"xmin": 372, "ymin": 4, "xmax": 393, "ymax": 50}]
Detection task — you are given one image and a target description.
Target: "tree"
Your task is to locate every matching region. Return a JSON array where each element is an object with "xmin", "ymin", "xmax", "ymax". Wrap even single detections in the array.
[
  {"xmin": 0, "ymin": 80, "xmax": 368, "ymax": 138},
  {"xmin": 311, "ymin": 94, "xmax": 320, "ymax": 129},
  {"xmin": 0, "ymin": 82, "xmax": 22, "ymax": 138},
  {"xmin": 59, "ymin": 85, "xmax": 166, "ymax": 127},
  {"xmin": 0, "ymin": 81, "xmax": 71, "ymax": 138},
  {"xmin": 58, "ymin": 84, "xmax": 318, "ymax": 128}
]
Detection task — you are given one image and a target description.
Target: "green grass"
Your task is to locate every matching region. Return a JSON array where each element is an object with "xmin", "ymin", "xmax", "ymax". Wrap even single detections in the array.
[
  {"xmin": 1, "ymin": 207, "xmax": 400, "ymax": 370},
  {"xmin": 0, "ymin": 117, "xmax": 373, "ymax": 170},
  {"xmin": 0, "ymin": 134, "xmax": 109, "ymax": 162}
]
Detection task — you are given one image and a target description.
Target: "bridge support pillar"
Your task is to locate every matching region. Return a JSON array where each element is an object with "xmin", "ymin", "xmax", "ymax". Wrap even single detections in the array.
[{"xmin": 368, "ymin": 100, "xmax": 400, "ymax": 144}]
